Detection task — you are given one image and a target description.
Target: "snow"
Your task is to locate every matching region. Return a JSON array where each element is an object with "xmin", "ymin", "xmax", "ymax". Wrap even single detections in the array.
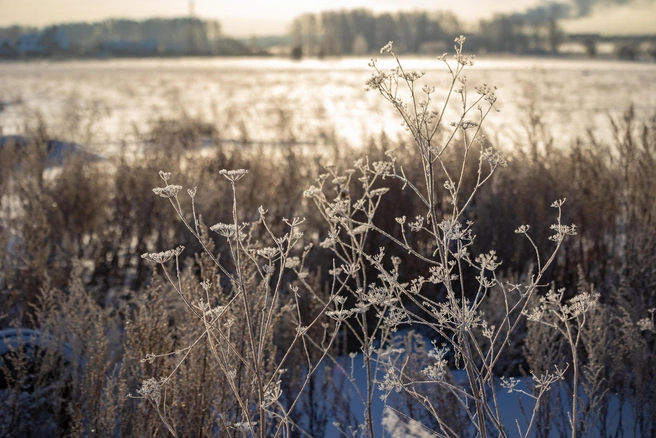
[{"xmin": 311, "ymin": 347, "xmax": 639, "ymax": 437}]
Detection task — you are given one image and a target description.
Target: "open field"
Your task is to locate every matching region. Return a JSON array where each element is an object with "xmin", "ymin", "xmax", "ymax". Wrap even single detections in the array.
[{"xmin": 2, "ymin": 56, "xmax": 656, "ymax": 151}]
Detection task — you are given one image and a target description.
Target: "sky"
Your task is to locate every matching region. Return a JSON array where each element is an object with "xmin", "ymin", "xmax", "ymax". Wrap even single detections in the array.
[{"xmin": 0, "ymin": 0, "xmax": 655, "ymax": 37}]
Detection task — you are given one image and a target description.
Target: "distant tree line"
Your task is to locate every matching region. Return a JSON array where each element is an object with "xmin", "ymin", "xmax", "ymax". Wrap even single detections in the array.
[
  {"xmin": 289, "ymin": 8, "xmax": 569, "ymax": 56},
  {"xmin": 1, "ymin": 10, "xmax": 654, "ymax": 60},
  {"xmin": 290, "ymin": 9, "xmax": 461, "ymax": 57},
  {"xmin": 0, "ymin": 18, "xmax": 261, "ymax": 58},
  {"xmin": 476, "ymin": 14, "xmax": 564, "ymax": 53}
]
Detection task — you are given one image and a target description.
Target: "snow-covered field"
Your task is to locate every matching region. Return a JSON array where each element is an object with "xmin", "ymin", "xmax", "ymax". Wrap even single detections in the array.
[{"xmin": 1, "ymin": 56, "xmax": 655, "ymax": 154}]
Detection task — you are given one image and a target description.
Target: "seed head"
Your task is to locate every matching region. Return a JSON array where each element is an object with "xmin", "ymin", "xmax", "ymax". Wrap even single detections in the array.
[
  {"xmin": 152, "ymin": 185, "xmax": 183, "ymax": 198},
  {"xmin": 141, "ymin": 246, "xmax": 185, "ymax": 264},
  {"xmin": 219, "ymin": 169, "xmax": 249, "ymax": 182}
]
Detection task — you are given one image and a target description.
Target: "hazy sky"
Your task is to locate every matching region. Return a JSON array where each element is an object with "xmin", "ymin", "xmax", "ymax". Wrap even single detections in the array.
[{"xmin": 0, "ymin": 0, "xmax": 654, "ymax": 36}]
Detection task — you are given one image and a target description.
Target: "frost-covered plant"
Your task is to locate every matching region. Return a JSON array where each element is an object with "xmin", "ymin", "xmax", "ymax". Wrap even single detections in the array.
[
  {"xmin": 137, "ymin": 170, "xmax": 344, "ymax": 437},
  {"xmin": 304, "ymin": 37, "xmax": 596, "ymax": 438},
  {"xmin": 523, "ymin": 274, "xmax": 599, "ymax": 437},
  {"xmin": 138, "ymin": 36, "xmax": 598, "ymax": 438}
]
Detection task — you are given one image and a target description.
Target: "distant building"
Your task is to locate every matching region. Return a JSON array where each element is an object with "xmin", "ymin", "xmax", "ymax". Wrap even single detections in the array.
[
  {"xmin": 16, "ymin": 33, "xmax": 45, "ymax": 56},
  {"xmin": 101, "ymin": 40, "xmax": 159, "ymax": 57},
  {"xmin": 14, "ymin": 27, "xmax": 70, "ymax": 57},
  {"xmin": 40, "ymin": 27, "xmax": 70, "ymax": 53},
  {"xmin": 0, "ymin": 39, "xmax": 17, "ymax": 58}
]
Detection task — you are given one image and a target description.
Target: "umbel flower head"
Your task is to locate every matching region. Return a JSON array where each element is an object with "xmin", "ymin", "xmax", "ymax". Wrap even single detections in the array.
[
  {"xmin": 220, "ymin": 169, "xmax": 249, "ymax": 182},
  {"xmin": 137, "ymin": 378, "xmax": 162, "ymax": 405},
  {"xmin": 210, "ymin": 222, "xmax": 238, "ymax": 237},
  {"xmin": 152, "ymin": 185, "xmax": 183, "ymax": 198},
  {"xmin": 141, "ymin": 246, "xmax": 185, "ymax": 264},
  {"xmin": 380, "ymin": 41, "xmax": 393, "ymax": 54}
]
